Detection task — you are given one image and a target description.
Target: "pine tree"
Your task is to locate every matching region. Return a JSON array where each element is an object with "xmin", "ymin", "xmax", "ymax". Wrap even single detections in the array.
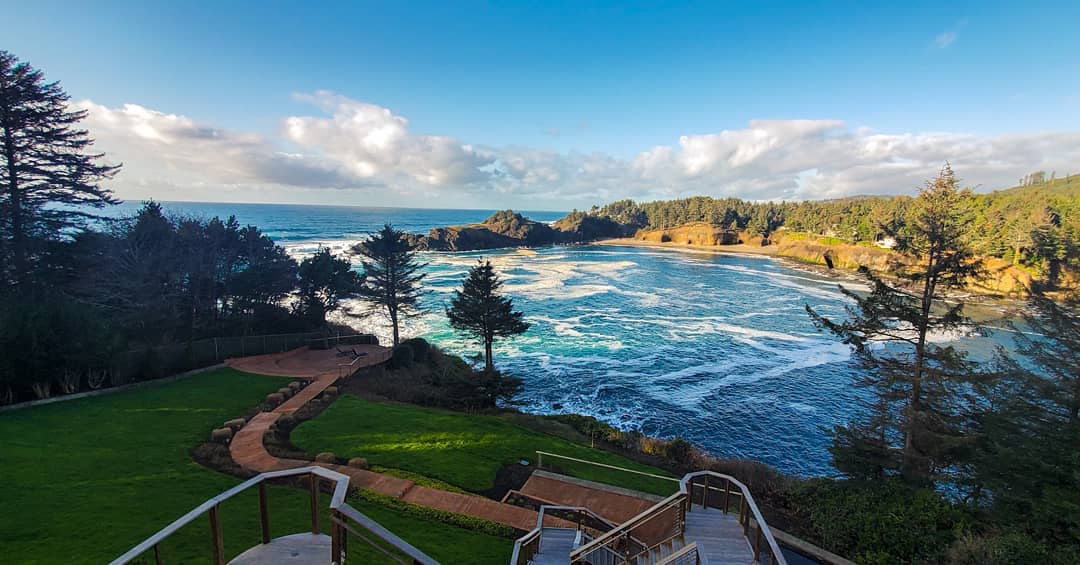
[
  {"xmin": 0, "ymin": 50, "xmax": 119, "ymax": 289},
  {"xmin": 446, "ymin": 260, "xmax": 529, "ymax": 372},
  {"xmin": 354, "ymin": 224, "xmax": 426, "ymax": 345},
  {"xmin": 971, "ymin": 293, "xmax": 1080, "ymax": 549},
  {"xmin": 808, "ymin": 164, "xmax": 983, "ymax": 483}
]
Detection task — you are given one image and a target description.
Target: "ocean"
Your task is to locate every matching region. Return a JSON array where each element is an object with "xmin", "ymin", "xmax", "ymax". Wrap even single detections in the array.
[{"xmin": 109, "ymin": 201, "xmax": 1018, "ymax": 477}]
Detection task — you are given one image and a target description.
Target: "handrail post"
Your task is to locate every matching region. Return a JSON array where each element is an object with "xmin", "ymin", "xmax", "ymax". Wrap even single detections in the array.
[
  {"xmin": 701, "ymin": 475, "xmax": 708, "ymax": 509},
  {"xmin": 309, "ymin": 474, "xmax": 320, "ymax": 534},
  {"xmin": 153, "ymin": 543, "xmax": 162, "ymax": 565},
  {"xmin": 330, "ymin": 510, "xmax": 341, "ymax": 564},
  {"xmin": 258, "ymin": 483, "xmax": 270, "ymax": 544},
  {"xmin": 754, "ymin": 521, "xmax": 762, "ymax": 560},
  {"xmin": 209, "ymin": 504, "xmax": 224, "ymax": 565},
  {"xmin": 723, "ymin": 478, "xmax": 731, "ymax": 514}
]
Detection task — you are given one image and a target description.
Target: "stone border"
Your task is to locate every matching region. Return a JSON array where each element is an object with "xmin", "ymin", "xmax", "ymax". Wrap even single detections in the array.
[{"xmin": 0, "ymin": 363, "xmax": 226, "ymax": 414}]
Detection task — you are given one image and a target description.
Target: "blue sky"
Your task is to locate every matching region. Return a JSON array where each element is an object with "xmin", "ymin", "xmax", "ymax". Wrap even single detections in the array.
[{"xmin": 4, "ymin": 1, "xmax": 1079, "ymax": 209}]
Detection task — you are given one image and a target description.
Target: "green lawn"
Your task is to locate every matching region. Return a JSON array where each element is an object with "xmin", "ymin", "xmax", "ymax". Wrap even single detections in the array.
[
  {"xmin": 349, "ymin": 497, "xmax": 513, "ymax": 564},
  {"xmin": 0, "ymin": 370, "xmax": 514, "ymax": 564},
  {"xmin": 292, "ymin": 395, "xmax": 679, "ymax": 496}
]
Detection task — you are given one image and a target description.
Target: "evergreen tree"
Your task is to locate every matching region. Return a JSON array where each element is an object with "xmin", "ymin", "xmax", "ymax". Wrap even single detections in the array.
[
  {"xmin": 355, "ymin": 224, "xmax": 426, "ymax": 345},
  {"xmin": 971, "ymin": 294, "xmax": 1080, "ymax": 550},
  {"xmin": 446, "ymin": 260, "xmax": 530, "ymax": 372},
  {"xmin": 0, "ymin": 50, "xmax": 119, "ymax": 289},
  {"xmin": 808, "ymin": 164, "xmax": 983, "ymax": 483},
  {"xmin": 295, "ymin": 248, "xmax": 363, "ymax": 326}
]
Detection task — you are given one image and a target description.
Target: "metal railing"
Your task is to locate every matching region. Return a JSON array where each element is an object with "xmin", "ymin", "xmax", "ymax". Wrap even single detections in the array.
[{"xmin": 111, "ymin": 466, "xmax": 438, "ymax": 565}]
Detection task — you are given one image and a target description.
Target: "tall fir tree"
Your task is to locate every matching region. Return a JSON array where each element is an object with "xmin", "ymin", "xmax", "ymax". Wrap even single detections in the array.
[
  {"xmin": 0, "ymin": 50, "xmax": 119, "ymax": 289},
  {"xmin": 808, "ymin": 164, "xmax": 983, "ymax": 483},
  {"xmin": 446, "ymin": 260, "xmax": 529, "ymax": 372},
  {"xmin": 354, "ymin": 224, "xmax": 426, "ymax": 345},
  {"xmin": 970, "ymin": 293, "xmax": 1080, "ymax": 549}
]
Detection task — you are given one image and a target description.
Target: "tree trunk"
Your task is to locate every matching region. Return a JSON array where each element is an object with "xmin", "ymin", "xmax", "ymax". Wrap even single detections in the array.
[
  {"xmin": 484, "ymin": 339, "xmax": 494, "ymax": 373},
  {"xmin": 390, "ymin": 308, "xmax": 400, "ymax": 346},
  {"xmin": 904, "ymin": 248, "xmax": 937, "ymax": 480},
  {"xmin": 2, "ymin": 110, "xmax": 27, "ymax": 287}
]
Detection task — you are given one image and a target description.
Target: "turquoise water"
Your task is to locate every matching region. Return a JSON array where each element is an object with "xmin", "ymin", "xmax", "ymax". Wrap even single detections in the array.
[{"xmin": 128, "ymin": 202, "xmax": 1015, "ymax": 477}]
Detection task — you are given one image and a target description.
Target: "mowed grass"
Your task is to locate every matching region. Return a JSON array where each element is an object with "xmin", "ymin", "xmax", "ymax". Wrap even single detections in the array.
[
  {"xmin": 349, "ymin": 498, "xmax": 513, "ymax": 565},
  {"xmin": 292, "ymin": 395, "xmax": 679, "ymax": 496},
  {"xmin": 0, "ymin": 370, "xmax": 512, "ymax": 564}
]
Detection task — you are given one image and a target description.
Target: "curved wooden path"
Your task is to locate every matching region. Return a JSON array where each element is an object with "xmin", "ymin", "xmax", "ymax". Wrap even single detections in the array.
[{"xmin": 226, "ymin": 347, "xmax": 545, "ymax": 531}]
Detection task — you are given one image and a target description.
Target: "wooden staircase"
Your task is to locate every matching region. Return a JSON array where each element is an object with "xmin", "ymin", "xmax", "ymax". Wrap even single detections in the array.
[{"xmin": 510, "ymin": 470, "xmax": 786, "ymax": 565}]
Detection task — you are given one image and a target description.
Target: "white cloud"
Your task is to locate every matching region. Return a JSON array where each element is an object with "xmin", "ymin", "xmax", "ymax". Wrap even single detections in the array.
[
  {"xmin": 78, "ymin": 93, "xmax": 1080, "ymax": 209},
  {"xmin": 933, "ymin": 31, "xmax": 957, "ymax": 48}
]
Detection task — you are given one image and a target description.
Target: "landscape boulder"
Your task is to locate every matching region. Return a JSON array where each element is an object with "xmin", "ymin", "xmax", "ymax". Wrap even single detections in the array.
[
  {"xmin": 324, "ymin": 386, "xmax": 338, "ymax": 397},
  {"xmin": 288, "ymin": 381, "xmax": 303, "ymax": 392},
  {"xmin": 266, "ymin": 392, "xmax": 285, "ymax": 407},
  {"xmin": 224, "ymin": 418, "xmax": 246, "ymax": 430},
  {"xmin": 277, "ymin": 387, "xmax": 293, "ymax": 398},
  {"xmin": 276, "ymin": 414, "xmax": 295, "ymax": 429},
  {"xmin": 314, "ymin": 452, "xmax": 336, "ymax": 463},
  {"xmin": 347, "ymin": 457, "xmax": 369, "ymax": 469},
  {"xmin": 210, "ymin": 427, "xmax": 233, "ymax": 444}
]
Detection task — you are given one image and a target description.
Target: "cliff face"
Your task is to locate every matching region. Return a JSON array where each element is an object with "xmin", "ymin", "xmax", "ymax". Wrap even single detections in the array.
[
  {"xmin": 773, "ymin": 239, "xmax": 1034, "ymax": 296},
  {"xmin": 635, "ymin": 223, "xmax": 740, "ymax": 246}
]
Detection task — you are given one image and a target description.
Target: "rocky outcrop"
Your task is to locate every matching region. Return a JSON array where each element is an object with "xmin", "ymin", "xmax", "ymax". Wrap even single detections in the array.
[{"xmin": 406, "ymin": 210, "xmax": 617, "ymax": 251}]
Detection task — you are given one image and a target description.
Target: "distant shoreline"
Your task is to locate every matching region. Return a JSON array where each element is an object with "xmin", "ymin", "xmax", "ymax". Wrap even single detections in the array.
[{"xmin": 596, "ymin": 237, "xmax": 781, "ymax": 258}]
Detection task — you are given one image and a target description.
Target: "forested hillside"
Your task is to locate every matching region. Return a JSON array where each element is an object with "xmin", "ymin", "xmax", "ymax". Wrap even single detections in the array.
[{"xmin": 587, "ymin": 173, "xmax": 1080, "ymax": 287}]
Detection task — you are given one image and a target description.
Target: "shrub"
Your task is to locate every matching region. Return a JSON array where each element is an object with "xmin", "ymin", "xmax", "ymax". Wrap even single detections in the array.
[
  {"xmin": 788, "ymin": 478, "xmax": 966, "ymax": 564},
  {"xmin": 390, "ymin": 343, "xmax": 415, "ymax": 368},
  {"xmin": 402, "ymin": 337, "xmax": 431, "ymax": 362},
  {"xmin": 946, "ymin": 531, "xmax": 1053, "ymax": 565},
  {"xmin": 664, "ymin": 437, "xmax": 693, "ymax": 464}
]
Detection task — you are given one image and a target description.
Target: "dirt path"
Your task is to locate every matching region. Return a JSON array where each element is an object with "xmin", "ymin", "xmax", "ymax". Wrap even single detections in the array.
[{"xmin": 226, "ymin": 348, "xmax": 544, "ymax": 531}]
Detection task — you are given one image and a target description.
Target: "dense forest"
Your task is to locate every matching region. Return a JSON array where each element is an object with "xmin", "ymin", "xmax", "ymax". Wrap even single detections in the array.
[{"xmin": 588, "ymin": 175, "xmax": 1080, "ymax": 287}]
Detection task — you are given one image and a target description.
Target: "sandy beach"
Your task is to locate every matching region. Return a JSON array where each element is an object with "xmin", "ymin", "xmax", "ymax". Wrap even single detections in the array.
[{"xmin": 596, "ymin": 237, "xmax": 780, "ymax": 257}]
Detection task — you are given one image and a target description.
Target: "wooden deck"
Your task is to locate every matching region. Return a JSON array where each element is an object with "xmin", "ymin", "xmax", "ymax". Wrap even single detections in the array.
[
  {"xmin": 228, "ymin": 533, "xmax": 330, "ymax": 564},
  {"xmin": 683, "ymin": 508, "xmax": 757, "ymax": 564}
]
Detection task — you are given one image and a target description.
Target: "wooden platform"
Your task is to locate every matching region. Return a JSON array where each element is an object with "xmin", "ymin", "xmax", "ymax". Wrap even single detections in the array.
[
  {"xmin": 683, "ymin": 507, "xmax": 757, "ymax": 564},
  {"xmin": 229, "ymin": 533, "xmax": 330, "ymax": 564}
]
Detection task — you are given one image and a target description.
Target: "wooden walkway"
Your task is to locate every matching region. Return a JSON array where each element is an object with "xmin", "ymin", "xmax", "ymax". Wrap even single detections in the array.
[
  {"xmin": 226, "ymin": 347, "xmax": 544, "ymax": 532},
  {"xmin": 683, "ymin": 508, "xmax": 757, "ymax": 564}
]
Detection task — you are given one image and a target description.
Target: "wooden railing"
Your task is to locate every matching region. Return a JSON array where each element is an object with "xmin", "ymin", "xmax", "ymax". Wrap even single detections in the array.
[
  {"xmin": 511, "ymin": 505, "xmax": 623, "ymax": 565},
  {"xmin": 111, "ymin": 466, "xmax": 438, "ymax": 565},
  {"xmin": 570, "ymin": 491, "xmax": 688, "ymax": 564},
  {"xmin": 337, "ymin": 346, "xmax": 392, "ymax": 378},
  {"xmin": 566, "ymin": 469, "xmax": 787, "ymax": 565},
  {"xmin": 655, "ymin": 542, "xmax": 703, "ymax": 565},
  {"xmin": 680, "ymin": 471, "xmax": 786, "ymax": 565}
]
